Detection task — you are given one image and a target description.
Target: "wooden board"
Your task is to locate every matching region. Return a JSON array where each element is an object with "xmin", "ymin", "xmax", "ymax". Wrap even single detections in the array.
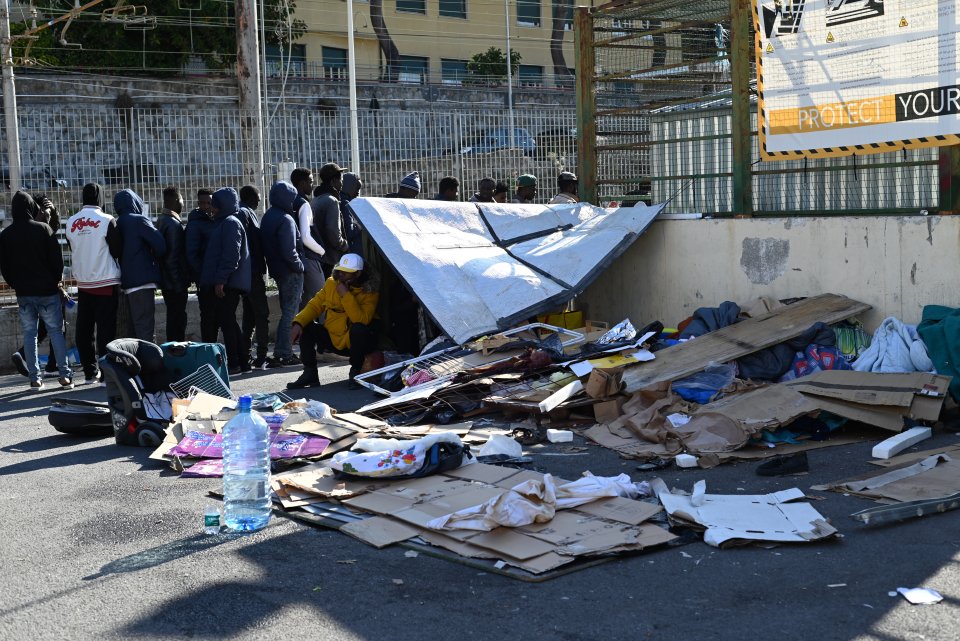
[{"xmin": 622, "ymin": 294, "xmax": 871, "ymax": 393}]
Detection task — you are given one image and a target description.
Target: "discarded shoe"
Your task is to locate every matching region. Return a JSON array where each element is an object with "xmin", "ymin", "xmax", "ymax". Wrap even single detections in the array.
[
  {"xmin": 756, "ymin": 452, "xmax": 809, "ymax": 476},
  {"xmin": 287, "ymin": 371, "xmax": 321, "ymax": 389}
]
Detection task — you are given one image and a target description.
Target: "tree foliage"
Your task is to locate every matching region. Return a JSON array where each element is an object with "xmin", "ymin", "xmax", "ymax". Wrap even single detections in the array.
[
  {"xmin": 10, "ymin": 1, "xmax": 305, "ymax": 74},
  {"xmin": 466, "ymin": 47, "xmax": 522, "ymax": 83}
]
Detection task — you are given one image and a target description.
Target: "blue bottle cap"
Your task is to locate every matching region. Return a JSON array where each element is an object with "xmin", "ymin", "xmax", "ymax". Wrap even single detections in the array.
[{"xmin": 237, "ymin": 395, "xmax": 252, "ymax": 411}]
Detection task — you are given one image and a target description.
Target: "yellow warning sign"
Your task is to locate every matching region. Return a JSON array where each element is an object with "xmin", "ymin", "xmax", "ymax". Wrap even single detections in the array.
[
  {"xmin": 899, "ymin": 17, "xmax": 908, "ymax": 27},
  {"xmin": 826, "ymin": 32, "xmax": 835, "ymax": 43},
  {"xmin": 766, "ymin": 42, "xmax": 774, "ymax": 53}
]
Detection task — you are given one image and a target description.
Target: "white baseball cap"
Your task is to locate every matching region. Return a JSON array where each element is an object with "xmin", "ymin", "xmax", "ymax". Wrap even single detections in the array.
[{"xmin": 334, "ymin": 253, "xmax": 364, "ymax": 273}]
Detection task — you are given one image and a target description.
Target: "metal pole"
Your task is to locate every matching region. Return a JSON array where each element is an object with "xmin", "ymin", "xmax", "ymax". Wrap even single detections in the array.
[
  {"xmin": 260, "ymin": 0, "xmax": 271, "ymax": 184},
  {"xmin": 504, "ymin": 0, "xmax": 515, "ymax": 151},
  {"xmin": 347, "ymin": 0, "xmax": 360, "ymax": 173},
  {"xmin": 236, "ymin": 0, "xmax": 266, "ymax": 196},
  {"xmin": 730, "ymin": 0, "xmax": 753, "ymax": 216},
  {"xmin": 1, "ymin": 0, "xmax": 22, "ymax": 192}
]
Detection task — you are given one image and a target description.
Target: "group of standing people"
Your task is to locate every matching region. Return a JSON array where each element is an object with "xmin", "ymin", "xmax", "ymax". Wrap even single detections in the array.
[{"xmin": 0, "ymin": 165, "xmax": 580, "ymax": 392}]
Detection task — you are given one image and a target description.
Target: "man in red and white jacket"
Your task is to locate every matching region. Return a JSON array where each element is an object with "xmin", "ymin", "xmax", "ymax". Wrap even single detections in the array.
[{"xmin": 65, "ymin": 182, "xmax": 122, "ymax": 384}]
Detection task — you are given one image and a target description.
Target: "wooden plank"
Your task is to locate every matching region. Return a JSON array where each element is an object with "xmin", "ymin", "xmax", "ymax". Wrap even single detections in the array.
[{"xmin": 622, "ymin": 294, "xmax": 871, "ymax": 393}]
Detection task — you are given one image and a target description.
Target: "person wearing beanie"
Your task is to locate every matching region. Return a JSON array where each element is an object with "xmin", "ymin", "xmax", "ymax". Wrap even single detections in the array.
[
  {"xmin": 115, "ymin": 188, "xmax": 166, "ymax": 342},
  {"xmin": 287, "ymin": 253, "xmax": 379, "ymax": 390},
  {"xmin": 512, "ymin": 174, "xmax": 538, "ymax": 204},
  {"xmin": 65, "ymin": 182, "xmax": 123, "ymax": 383},
  {"xmin": 549, "ymin": 171, "xmax": 579, "ymax": 205},
  {"xmin": 385, "ymin": 171, "xmax": 421, "ymax": 199},
  {"xmin": 0, "ymin": 191, "xmax": 73, "ymax": 391},
  {"xmin": 199, "ymin": 187, "xmax": 251, "ymax": 375}
]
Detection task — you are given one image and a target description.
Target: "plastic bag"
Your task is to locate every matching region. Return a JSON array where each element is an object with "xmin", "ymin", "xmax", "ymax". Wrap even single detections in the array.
[{"xmin": 672, "ymin": 362, "xmax": 737, "ymax": 404}]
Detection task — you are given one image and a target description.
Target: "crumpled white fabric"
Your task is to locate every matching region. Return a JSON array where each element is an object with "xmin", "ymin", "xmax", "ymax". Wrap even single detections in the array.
[
  {"xmin": 329, "ymin": 432, "xmax": 464, "ymax": 478},
  {"xmin": 852, "ymin": 316, "xmax": 935, "ymax": 373},
  {"xmin": 426, "ymin": 472, "xmax": 639, "ymax": 531}
]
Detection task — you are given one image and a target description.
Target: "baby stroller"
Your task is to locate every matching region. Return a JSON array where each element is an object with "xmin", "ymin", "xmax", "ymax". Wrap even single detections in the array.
[{"xmin": 100, "ymin": 338, "xmax": 172, "ymax": 447}]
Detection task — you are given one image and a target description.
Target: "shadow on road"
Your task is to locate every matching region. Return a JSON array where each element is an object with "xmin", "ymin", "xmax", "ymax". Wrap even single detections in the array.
[{"xmin": 0, "ymin": 440, "xmax": 126, "ymax": 476}]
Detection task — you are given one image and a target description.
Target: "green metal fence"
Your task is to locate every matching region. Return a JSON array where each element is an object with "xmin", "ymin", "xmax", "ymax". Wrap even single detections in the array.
[{"xmin": 574, "ymin": 0, "xmax": 946, "ymax": 215}]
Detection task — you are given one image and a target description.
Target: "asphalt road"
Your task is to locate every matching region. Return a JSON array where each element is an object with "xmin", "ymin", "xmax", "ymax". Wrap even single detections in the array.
[{"xmin": 1, "ymin": 361, "xmax": 959, "ymax": 641}]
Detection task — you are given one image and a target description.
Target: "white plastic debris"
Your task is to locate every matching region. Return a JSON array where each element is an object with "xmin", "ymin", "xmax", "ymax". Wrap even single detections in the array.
[
  {"xmin": 896, "ymin": 587, "xmax": 943, "ymax": 605},
  {"xmin": 676, "ymin": 454, "xmax": 698, "ymax": 468},
  {"xmin": 479, "ymin": 434, "xmax": 523, "ymax": 458},
  {"xmin": 546, "ymin": 429, "xmax": 574, "ymax": 443}
]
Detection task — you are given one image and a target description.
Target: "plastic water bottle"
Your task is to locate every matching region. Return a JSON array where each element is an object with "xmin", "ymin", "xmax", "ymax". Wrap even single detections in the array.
[
  {"xmin": 203, "ymin": 504, "xmax": 221, "ymax": 535},
  {"xmin": 223, "ymin": 395, "xmax": 272, "ymax": 532}
]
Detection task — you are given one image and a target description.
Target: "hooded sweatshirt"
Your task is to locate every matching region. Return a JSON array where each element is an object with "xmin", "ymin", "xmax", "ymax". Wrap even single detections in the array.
[
  {"xmin": 185, "ymin": 206, "xmax": 215, "ymax": 284},
  {"xmin": 261, "ymin": 181, "xmax": 305, "ymax": 280},
  {"xmin": 0, "ymin": 191, "xmax": 64, "ymax": 296},
  {"xmin": 114, "ymin": 189, "xmax": 166, "ymax": 290},
  {"xmin": 66, "ymin": 182, "xmax": 122, "ymax": 291},
  {"xmin": 199, "ymin": 187, "xmax": 251, "ymax": 292}
]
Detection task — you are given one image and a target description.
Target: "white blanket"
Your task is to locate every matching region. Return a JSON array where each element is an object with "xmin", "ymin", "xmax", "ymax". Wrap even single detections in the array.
[{"xmin": 852, "ymin": 316, "xmax": 934, "ymax": 374}]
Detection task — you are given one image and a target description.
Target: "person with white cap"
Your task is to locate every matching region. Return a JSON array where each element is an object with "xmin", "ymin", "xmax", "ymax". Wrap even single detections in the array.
[
  {"xmin": 549, "ymin": 171, "xmax": 579, "ymax": 205},
  {"xmin": 287, "ymin": 253, "xmax": 380, "ymax": 389}
]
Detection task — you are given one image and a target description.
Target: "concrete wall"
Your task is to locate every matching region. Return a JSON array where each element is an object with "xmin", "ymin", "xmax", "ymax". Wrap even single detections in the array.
[
  {"xmin": 579, "ymin": 215, "xmax": 960, "ymax": 332},
  {"xmin": 0, "ymin": 292, "xmax": 281, "ymax": 374}
]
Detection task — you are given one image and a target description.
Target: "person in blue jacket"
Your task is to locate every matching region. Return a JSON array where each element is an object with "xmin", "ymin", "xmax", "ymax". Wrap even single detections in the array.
[
  {"xmin": 185, "ymin": 188, "xmax": 217, "ymax": 342},
  {"xmin": 260, "ymin": 181, "xmax": 304, "ymax": 368},
  {"xmin": 200, "ymin": 187, "xmax": 251, "ymax": 375},
  {"xmin": 114, "ymin": 188, "xmax": 166, "ymax": 342}
]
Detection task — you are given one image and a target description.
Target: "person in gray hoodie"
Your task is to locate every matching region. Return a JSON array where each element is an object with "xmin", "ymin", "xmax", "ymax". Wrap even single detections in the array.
[
  {"xmin": 200, "ymin": 187, "xmax": 251, "ymax": 375},
  {"xmin": 114, "ymin": 188, "xmax": 166, "ymax": 342}
]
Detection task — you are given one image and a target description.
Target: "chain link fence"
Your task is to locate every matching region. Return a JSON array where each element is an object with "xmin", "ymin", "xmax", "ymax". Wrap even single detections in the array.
[
  {"xmin": 0, "ymin": 105, "xmax": 579, "ymax": 302},
  {"xmin": 578, "ymin": 0, "xmax": 941, "ymax": 214}
]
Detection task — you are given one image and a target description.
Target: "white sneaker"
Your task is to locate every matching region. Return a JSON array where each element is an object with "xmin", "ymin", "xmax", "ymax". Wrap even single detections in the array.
[
  {"xmin": 58, "ymin": 377, "xmax": 74, "ymax": 389},
  {"xmin": 30, "ymin": 380, "xmax": 43, "ymax": 392}
]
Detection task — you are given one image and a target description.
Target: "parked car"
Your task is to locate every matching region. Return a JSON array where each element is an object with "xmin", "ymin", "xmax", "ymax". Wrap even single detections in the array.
[{"xmin": 461, "ymin": 127, "xmax": 537, "ymax": 156}]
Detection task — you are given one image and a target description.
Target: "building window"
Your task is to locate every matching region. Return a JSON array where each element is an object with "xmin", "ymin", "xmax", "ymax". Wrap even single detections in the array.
[
  {"xmin": 322, "ymin": 46, "xmax": 348, "ymax": 80},
  {"xmin": 265, "ymin": 43, "xmax": 306, "ymax": 77},
  {"xmin": 398, "ymin": 55, "xmax": 429, "ymax": 83},
  {"xmin": 516, "ymin": 0, "xmax": 540, "ymax": 27},
  {"xmin": 439, "ymin": 0, "xmax": 466, "ymax": 18},
  {"xmin": 518, "ymin": 64, "xmax": 544, "ymax": 86},
  {"xmin": 396, "ymin": 0, "xmax": 425, "ymax": 14},
  {"xmin": 441, "ymin": 59, "xmax": 468, "ymax": 84}
]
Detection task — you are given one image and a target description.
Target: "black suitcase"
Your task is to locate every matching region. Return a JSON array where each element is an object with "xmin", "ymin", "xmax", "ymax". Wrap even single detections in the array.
[{"xmin": 48, "ymin": 398, "xmax": 113, "ymax": 436}]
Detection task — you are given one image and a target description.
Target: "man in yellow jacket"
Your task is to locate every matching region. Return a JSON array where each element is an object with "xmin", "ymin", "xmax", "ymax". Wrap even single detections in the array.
[{"xmin": 287, "ymin": 253, "xmax": 379, "ymax": 389}]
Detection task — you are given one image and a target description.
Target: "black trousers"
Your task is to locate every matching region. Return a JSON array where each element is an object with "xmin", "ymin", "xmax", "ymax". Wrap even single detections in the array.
[
  {"xmin": 241, "ymin": 274, "xmax": 270, "ymax": 359},
  {"xmin": 301, "ymin": 321, "xmax": 377, "ymax": 372},
  {"xmin": 75, "ymin": 289, "xmax": 118, "ymax": 377},
  {"xmin": 213, "ymin": 288, "xmax": 245, "ymax": 370},
  {"xmin": 161, "ymin": 289, "xmax": 188, "ymax": 343},
  {"xmin": 197, "ymin": 286, "xmax": 218, "ymax": 344}
]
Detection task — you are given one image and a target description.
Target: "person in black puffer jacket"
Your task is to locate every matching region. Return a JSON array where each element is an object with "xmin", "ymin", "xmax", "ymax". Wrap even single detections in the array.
[{"xmin": 156, "ymin": 186, "xmax": 190, "ymax": 342}]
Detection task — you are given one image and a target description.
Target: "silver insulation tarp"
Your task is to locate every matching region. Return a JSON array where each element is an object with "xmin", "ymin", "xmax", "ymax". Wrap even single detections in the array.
[{"xmin": 349, "ymin": 197, "xmax": 664, "ymax": 345}]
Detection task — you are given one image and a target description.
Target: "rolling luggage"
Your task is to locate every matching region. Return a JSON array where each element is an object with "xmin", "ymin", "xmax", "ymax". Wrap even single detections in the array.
[{"xmin": 48, "ymin": 398, "xmax": 113, "ymax": 436}]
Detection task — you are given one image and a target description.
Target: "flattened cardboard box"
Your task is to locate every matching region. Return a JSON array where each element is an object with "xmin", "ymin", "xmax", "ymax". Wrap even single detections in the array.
[{"xmin": 336, "ymin": 464, "xmax": 674, "ymax": 573}]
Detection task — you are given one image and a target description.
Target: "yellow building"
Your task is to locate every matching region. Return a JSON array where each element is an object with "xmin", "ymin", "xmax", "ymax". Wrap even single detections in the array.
[{"xmin": 283, "ymin": 0, "xmax": 596, "ymax": 88}]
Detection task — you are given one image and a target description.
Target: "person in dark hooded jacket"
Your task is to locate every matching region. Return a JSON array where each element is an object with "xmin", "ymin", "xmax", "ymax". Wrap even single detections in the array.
[
  {"xmin": 260, "ymin": 181, "xmax": 304, "ymax": 367},
  {"xmin": 185, "ymin": 188, "xmax": 216, "ymax": 342},
  {"xmin": 156, "ymin": 186, "xmax": 189, "ymax": 342},
  {"xmin": 237, "ymin": 185, "xmax": 270, "ymax": 367},
  {"xmin": 200, "ymin": 187, "xmax": 251, "ymax": 375},
  {"xmin": 114, "ymin": 188, "xmax": 166, "ymax": 342},
  {"xmin": 0, "ymin": 191, "xmax": 73, "ymax": 390}
]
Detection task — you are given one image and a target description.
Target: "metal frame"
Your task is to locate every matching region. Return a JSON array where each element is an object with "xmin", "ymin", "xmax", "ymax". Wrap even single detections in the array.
[{"xmin": 354, "ymin": 323, "xmax": 585, "ymax": 396}]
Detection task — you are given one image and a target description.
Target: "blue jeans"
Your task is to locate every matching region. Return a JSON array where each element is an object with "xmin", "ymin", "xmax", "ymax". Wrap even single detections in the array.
[
  {"xmin": 275, "ymin": 272, "xmax": 304, "ymax": 359},
  {"xmin": 18, "ymin": 294, "xmax": 70, "ymax": 381}
]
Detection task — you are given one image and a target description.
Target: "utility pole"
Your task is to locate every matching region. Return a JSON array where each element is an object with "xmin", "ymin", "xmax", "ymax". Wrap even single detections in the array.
[
  {"xmin": 1, "ymin": 0, "xmax": 22, "ymax": 192},
  {"xmin": 346, "ymin": 0, "xmax": 360, "ymax": 173},
  {"xmin": 236, "ymin": 0, "xmax": 265, "ymax": 199}
]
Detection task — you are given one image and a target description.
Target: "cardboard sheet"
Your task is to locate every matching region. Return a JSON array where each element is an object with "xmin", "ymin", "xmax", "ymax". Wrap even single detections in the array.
[
  {"xmin": 652, "ymin": 479, "xmax": 838, "ymax": 547},
  {"xmin": 350, "ymin": 197, "xmax": 662, "ymax": 344},
  {"xmin": 819, "ymin": 454, "xmax": 960, "ymax": 503},
  {"xmin": 339, "ymin": 516, "xmax": 421, "ymax": 548}
]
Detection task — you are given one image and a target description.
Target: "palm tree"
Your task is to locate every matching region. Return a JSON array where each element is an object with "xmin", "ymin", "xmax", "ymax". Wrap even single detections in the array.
[
  {"xmin": 550, "ymin": 0, "xmax": 574, "ymax": 86},
  {"xmin": 370, "ymin": 0, "xmax": 401, "ymax": 81}
]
